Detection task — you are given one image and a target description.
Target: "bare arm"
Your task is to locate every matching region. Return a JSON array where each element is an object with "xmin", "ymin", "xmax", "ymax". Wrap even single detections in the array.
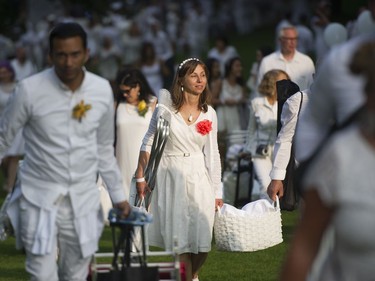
[
  {"xmin": 279, "ymin": 189, "xmax": 333, "ymax": 281},
  {"xmin": 134, "ymin": 149, "xmax": 150, "ymax": 198}
]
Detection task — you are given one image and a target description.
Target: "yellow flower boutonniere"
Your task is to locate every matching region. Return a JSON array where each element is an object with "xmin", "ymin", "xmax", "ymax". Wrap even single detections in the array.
[
  {"xmin": 72, "ymin": 100, "xmax": 92, "ymax": 122},
  {"xmin": 138, "ymin": 100, "xmax": 148, "ymax": 117}
]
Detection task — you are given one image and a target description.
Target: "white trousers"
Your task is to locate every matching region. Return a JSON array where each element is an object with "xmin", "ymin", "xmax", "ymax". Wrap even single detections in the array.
[
  {"xmin": 20, "ymin": 196, "xmax": 91, "ymax": 281},
  {"xmin": 252, "ymin": 156, "xmax": 273, "ymax": 199}
]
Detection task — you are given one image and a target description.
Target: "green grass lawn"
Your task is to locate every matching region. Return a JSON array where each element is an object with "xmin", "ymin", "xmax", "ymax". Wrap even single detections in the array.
[{"xmin": 0, "ymin": 182, "xmax": 299, "ymax": 281}]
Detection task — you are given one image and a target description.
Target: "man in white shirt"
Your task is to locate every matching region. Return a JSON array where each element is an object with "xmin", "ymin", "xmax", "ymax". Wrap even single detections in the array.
[
  {"xmin": 0, "ymin": 22, "xmax": 130, "ymax": 281},
  {"xmin": 257, "ymin": 25, "xmax": 315, "ymax": 91}
]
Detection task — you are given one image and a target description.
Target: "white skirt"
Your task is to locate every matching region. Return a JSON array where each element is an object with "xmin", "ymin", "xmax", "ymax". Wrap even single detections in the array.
[{"xmin": 147, "ymin": 153, "xmax": 215, "ymax": 254}]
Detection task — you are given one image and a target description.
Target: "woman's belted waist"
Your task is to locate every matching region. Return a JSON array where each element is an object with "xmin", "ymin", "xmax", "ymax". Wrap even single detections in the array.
[{"xmin": 164, "ymin": 151, "xmax": 203, "ymax": 157}]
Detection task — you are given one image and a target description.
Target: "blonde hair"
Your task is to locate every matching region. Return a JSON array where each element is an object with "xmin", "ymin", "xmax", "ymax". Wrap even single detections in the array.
[{"xmin": 258, "ymin": 69, "xmax": 290, "ymax": 98}]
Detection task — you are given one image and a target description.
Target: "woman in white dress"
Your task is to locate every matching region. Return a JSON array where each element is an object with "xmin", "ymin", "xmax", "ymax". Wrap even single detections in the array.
[
  {"xmin": 245, "ymin": 69, "xmax": 290, "ymax": 200},
  {"xmin": 135, "ymin": 58, "xmax": 223, "ymax": 281},
  {"xmin": 0, "ymin": 61, "xmax": 25, "ymax": 193},
  {"xmin": 115, "ymin": 67, "xmax": 157, "ymax": 199},
  {"xmin": 216, "ymin": 56, "xmax": 247, "ymax": 134}
]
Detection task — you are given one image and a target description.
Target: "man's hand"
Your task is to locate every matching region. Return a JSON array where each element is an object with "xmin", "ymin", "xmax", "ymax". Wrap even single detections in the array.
[
  {"xmin": 267, "ymin": 180, "xmax": 284, "ymax": 201},
  {"xmin": 114, "ymin": 201, "xmax": 131, "ymax": 218}
]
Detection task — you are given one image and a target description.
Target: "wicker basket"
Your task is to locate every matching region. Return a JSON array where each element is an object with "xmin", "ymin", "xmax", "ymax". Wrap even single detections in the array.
[{"xmin": 214, "ymin": 198, "xmax": 283, "ymax": 252}]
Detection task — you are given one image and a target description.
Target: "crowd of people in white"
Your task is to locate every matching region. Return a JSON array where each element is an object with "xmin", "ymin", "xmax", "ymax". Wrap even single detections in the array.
[
  {"xmin": 1, "ymin": 0, "xmax": 369, "ymax": 87},
  {"xmin": 0, "ymin": 0, "xmax": 374, "ymax": 280},
  {"xmin": 0, "ymin": 0, "xmax": 374, "ymax": 197}
]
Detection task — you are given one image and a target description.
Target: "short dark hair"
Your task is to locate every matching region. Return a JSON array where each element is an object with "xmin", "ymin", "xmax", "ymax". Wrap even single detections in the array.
[{"xmin": 49, "ymin": 22, "xmax": 87, "ymax": 53}]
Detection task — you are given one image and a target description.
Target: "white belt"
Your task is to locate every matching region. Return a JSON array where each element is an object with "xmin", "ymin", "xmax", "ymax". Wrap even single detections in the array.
[{"xmin": 165, "ymin": 152, "xmax": 202, "ymax": 157}]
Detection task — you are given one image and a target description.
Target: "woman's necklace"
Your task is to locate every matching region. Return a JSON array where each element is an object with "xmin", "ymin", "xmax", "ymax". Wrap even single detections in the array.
[{"xmin": 182, "ymin": 102, "xmax": 200, "ymax": 123}]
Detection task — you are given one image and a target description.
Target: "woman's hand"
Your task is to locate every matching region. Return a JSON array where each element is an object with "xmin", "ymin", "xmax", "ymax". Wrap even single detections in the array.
[{"xmin": 136, "ymin": 180, "xmax": 150, "ymax": 199}]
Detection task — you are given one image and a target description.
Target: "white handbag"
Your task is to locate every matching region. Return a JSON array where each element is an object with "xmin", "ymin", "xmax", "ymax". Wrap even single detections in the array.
[{"xmin": 214, "ymin": 197, "xmax": 283, "ymax": 252}]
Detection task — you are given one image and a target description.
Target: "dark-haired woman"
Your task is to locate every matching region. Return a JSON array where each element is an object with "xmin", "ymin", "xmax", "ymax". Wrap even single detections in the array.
[{"xmin": 115, "ymin": 67, "xmax": 157, "ymax": 198}]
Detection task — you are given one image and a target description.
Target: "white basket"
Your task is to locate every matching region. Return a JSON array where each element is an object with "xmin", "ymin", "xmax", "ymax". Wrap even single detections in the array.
[{"xmin": 214, "ymin": 198, "xmax": 283, "ymax": 252}]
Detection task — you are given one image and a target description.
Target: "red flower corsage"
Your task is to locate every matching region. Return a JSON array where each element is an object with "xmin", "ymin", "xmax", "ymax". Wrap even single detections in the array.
[{"xmin": 196, "ymin": 119, "xmax": 212, "ymax": 135}]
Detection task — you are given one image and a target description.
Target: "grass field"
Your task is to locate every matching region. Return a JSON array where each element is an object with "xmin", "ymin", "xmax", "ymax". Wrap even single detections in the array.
[
  {"xmin": 0, "ymin": 187, "xmax": 299, "ymax": 281},
  {"xmin": 0, "ymin": 164, "xmax": 300, "ymax": 281}
]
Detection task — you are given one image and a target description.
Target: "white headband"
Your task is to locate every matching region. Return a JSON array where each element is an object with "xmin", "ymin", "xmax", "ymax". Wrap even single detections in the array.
[{"xmin": 178, "ymin": 58, "xmax": 200, "ymax": 69}]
